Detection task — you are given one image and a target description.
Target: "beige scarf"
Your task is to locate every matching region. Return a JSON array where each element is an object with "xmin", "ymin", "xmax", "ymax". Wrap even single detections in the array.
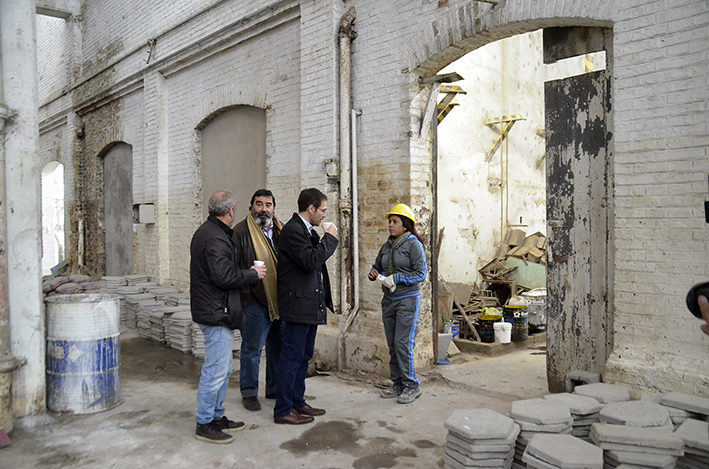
[{"xmin": 247, "ymin": 214, "xmax": 281, "ymax": 320}]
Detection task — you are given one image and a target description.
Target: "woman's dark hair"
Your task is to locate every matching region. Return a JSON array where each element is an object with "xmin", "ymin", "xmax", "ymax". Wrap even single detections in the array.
[
  {"xmin": 392, "ymin": 214, "xmax": 424, "ymax": 245},
  {"xmin": 297, "ymin": 188, "xmax": 327, "ymax": 212}
]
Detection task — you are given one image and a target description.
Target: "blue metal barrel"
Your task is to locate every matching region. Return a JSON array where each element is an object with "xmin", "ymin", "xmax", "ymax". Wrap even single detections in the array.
[{"xmin": 45, "ymin": 294, "xmax": 121, "ymax": 413}]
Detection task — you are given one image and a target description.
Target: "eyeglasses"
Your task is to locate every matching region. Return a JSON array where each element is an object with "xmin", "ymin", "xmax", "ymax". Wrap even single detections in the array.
[{"xmin": 317, "ymin": 208, "xmax": 327, "ymax": 214}]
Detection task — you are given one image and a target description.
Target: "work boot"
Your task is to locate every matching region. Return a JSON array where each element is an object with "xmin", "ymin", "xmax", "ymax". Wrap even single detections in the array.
[
  {"xmin": 242, "ymin": 396, "xmax": 261, "ymax": 411},
  {"xmin": 379, "ymin": 384, "xmax": 404, "ymax": 399},
  {"xmin": 214, "ymin": 416, "xmax": 245, "ymax": 434},
  {"xmin": 195, "ymin": 421, "xmax": 234, "ymax": 444},
  {"xmin": 396, "ymin": 387, "xmax": 422, "ymax": 404}
]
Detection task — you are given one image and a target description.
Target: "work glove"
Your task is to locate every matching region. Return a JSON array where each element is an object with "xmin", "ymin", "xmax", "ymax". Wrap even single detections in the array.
[{"xmin": 381, "ymin": 275, "xmax": 396, "ymax": 293}]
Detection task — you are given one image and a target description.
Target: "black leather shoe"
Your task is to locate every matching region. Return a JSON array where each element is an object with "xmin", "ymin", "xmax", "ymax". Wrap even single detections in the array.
[
  {"xmin": 295, "ymin": 404, "xmax": 326, "ymax": 416},
  {"xmin": 274, "ymin": 410, "xmax": 314, "ymax": 425},
  {"xmin": 242, "ymin": 397, "xmax": 261, "ymax": 411},
  {"xmin": 265, "ymin": 392, "xmax": 276, "ymax": 399}
]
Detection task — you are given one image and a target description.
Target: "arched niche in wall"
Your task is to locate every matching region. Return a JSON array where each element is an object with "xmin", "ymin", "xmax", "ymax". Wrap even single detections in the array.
[
  {"xmin": 41, "ymin": 161, "xmax": 65, "ymax": 275},
  {"xmin": 199, "ymin": 106, "xmax": 266, "ymax": 223},
  {"xmin": 102, "ymin": 142, "xmax": 134, "ymax": 276}
]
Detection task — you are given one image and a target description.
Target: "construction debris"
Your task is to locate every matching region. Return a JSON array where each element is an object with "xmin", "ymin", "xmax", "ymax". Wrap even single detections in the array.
[{"xmin": 439, "ymin": 228, "xmax": 548, "ymax": 341}]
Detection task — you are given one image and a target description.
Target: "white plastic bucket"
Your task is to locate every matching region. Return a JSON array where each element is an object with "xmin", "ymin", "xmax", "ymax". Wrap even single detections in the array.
[{"xmin": 494, "ymin": 322, "xmax": 512, "ymax": 344}]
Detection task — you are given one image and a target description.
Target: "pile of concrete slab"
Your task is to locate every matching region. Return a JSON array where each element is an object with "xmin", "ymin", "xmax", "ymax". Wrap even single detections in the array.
[
  {"xmin": 590, "ymin": 422, "xmax": 684, "ymax": 468},
  {"xmin": 509, "ymin": 398, "xmax": 573, "ymax": 468},
  {"xmin": 522, "ymin": 433, "xmax": 602, "ymax": 469},
  {"xmin": 674, "ymin": 418, "xmax": 709, "ymax": 469},
  {"xmin": 641, "ymin": 394, "xmax": 699, "ymax": 430},
  {"xmin": 573, "ymin": 383, "xmax": 630, "ymax": 405},
  {"xmin": 599, "ymin": 401, "xmax": 674, "ymax": 432},
  {"xmin": 543, "ymin": 393, "xmax": 602, "ymax": 441},
  {"xmin": 165, "ymin": 310, "xmax": 194, "ymax": 353},
  {"xmin": 443, "ymin": 409, "xmax": 519, "ymax": 469},
  {"xmin": 192, "ymin": 322, "xmax": 205, "ymax": 358}
]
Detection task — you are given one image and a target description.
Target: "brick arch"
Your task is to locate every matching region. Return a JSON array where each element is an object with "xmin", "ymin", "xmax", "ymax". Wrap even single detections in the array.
[
  {"xmin": 403, "ymin": 0, "xmax": 614, "ymax": 77},
  {"xmin": 192, "ymin": 83, "xmax": 268, "ymax": 131}
]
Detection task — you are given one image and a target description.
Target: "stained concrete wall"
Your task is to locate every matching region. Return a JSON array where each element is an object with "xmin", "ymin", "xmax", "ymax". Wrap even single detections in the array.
[{"xmin": 28, "ymin": 0, "xmax": 709, "ymax": 397}]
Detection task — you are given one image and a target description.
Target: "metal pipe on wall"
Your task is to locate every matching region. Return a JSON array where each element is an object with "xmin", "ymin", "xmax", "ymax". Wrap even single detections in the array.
[
  {"xmin": 336, "ymin": 6, "xmax": 356, "ymax": 371},
  {"xmin": 338, "ymin": 109, "xmax": 361, "ymax": 371}
]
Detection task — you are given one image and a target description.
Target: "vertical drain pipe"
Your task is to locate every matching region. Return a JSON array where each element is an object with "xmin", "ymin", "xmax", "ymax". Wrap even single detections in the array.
[
  {"xmin": 337, "ymin": 109, "xmax": 361, "ymax": 371},
  {"xmin": 336, "ymin": 6, "xmax": 356, "ymax": 372}
]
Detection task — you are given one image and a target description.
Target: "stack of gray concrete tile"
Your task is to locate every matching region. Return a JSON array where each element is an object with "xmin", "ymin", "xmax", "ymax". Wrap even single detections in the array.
[
  {"xmin": 100, "ymin": 276, "xmax": 127, "ymax": 295},
  {"xmin": 136, "ymin": 281, "xmax": 158, "ymax": 291},
  {"xmin": 509, "ymin": 398, "xmax": 573, "ymax": 468},
  {"xmin": 442, "ymin": 408, "xmax": 519, "ymax": 469},
  {"xmin": 124, "ymin": 274, "xmax": 150, "ymax": 286},
  {"xmin": 604, "ymin": 449, "xmax": 677, "ymax": 469},
  {"xmin": 574, "ymin": 383, "xmax": 630, "ymax": 405},
  {"xmin": 166, "ymin": 310, "xmax": 193, "ymax": 353},
  {"xmin": 590, "ymin": 423, "xmax": 684, "ymax": 468},
  {"xmin": 660, "ymin": 392, "xmax": 709, "ymax": 423},
  {"xmin": 192, "ymin": 322, "xmax": 205, "ymax": 358},
  {"xmin": 161, "ymin": 305, "xmax": 190, "ymax": 348},
  {"xmin": 543, "ymin": 393, "xmax": 603, "ymax": 441},
  {"xmin": 115, "ymin": 285, "xmax": 141, "ymax": 325},
  {"xmin": 152, "ymin": 287, "xmax": 180, "ymax": 301},
  {"xmin": 522, "ymin": 434, "xmax": 602, "ymax": 469},
  {"xmin": 136, "ymin": 300, "xmax": 164, "ymax": 340},
  {"xmin": 599, "ymin": 401, "xmax": 674, "ymax": 432},
  {"xmin": 641, "ymin": 394, "xmax": 700, "ymax": 430},
  {"xmin": 123, "ymin": 292, "xmax": 156, "ymax": 329},
  {"xmin": 148, "ymin": 307, "xmax": 169, "ymax": 343},
  {"xmin": 674, "ymin": 418, "xmax": 709, "ymax": 469}
]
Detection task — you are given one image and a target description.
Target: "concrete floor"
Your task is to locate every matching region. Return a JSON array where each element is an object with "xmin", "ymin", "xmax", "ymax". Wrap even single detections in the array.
[{"xmin": 2, "ymin": 329, "xmax": 548, "ymax": 469}]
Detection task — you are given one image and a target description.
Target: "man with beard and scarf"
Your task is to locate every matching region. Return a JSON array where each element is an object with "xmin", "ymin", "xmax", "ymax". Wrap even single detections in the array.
[{"xmin": 232, "ymin": 189, "xmax": 284, "ymax": 412}]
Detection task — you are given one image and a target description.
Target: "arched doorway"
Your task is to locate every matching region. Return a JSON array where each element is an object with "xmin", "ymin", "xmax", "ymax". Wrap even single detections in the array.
[
  {"xmin": 199, "ymin": 106, "xmax": 266, "ymax": 222},
  {"xmin": 41, "ymin": 161, "xmax": 64, "ymax": 275},
  {"xmin": 424, "ymin": 26, "xmax": 613, "ymax": 393}
]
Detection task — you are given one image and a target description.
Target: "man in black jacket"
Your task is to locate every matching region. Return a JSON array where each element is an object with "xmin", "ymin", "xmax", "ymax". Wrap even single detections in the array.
[
  {"xmin": 273, "ymin": 188, "xmax": 338, "ymax": 425},
  {"xmin": 190, "ymin": 190, "xmax": 266, "ymax": 444}
]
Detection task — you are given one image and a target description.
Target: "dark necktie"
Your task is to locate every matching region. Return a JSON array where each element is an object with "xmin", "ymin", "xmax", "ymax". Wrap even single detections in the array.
[{"xmin": 310, "ymin": 229, "xmax": 320, "ymax": 245}]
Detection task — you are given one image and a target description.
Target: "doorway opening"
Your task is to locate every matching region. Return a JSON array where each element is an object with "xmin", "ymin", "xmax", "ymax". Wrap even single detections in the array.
[
  {"xmin": 41, "ymin": 161, "xmax": 65, "ymax": 275},
  {"xmin": 432, "ymin": 28, "xmax": 611, "ymax": 390},
  {"xmin": 198, "ymin": 106, "xmax": 266, "ymax": 223},
  {"xmin": 103, "ymin": 142, "xmax": 134, "ymax": 276}
]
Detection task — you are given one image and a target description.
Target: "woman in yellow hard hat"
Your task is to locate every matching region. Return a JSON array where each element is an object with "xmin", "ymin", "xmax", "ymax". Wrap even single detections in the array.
[{"xmin": 367, "ymin": 203, "xmax": 427, "ymax": 404}]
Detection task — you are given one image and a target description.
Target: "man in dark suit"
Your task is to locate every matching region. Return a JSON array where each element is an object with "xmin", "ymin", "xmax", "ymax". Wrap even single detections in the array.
[{"xmin": 273, "ymin": 188, "xmax": 338, "ymax": 425}]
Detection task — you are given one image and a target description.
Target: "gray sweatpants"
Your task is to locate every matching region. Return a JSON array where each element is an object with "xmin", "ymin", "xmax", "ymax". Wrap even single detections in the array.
[{"xmin": 381, "ymin": 294, "xmax": 421, "ymax": 390}]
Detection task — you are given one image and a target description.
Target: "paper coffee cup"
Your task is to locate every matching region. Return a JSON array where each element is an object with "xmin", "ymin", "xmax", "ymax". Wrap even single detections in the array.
[
  {"xmin": 322, "ymin": 222, "xmax": 333, "ymax": 229},
  {"xmin": 253, "ymin": 260, "xmax": 265, "ymax": 267}
]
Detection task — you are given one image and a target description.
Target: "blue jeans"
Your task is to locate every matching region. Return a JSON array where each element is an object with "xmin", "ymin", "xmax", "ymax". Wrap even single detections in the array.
[
  {"xmin": 195, "ymin": 324, "xmax": 233, "ymax": 425},
  {"xmin": 274, "ymin": 322, "xmax": 317, "ymax": 419},
  {"xmin": 239, "ymin": 300, "xmax": 283, "ymax": 398}
]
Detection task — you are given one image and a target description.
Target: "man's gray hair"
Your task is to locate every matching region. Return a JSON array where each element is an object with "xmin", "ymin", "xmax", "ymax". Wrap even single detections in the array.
[{"xmin": 208, "ymin": 191, "xmax": 236, "ymax": 217}]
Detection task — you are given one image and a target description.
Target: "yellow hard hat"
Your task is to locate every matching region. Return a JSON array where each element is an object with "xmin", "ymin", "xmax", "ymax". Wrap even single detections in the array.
[{"xmin": 386, "ymin": 203, "xmax": 416, "ymax": 223}]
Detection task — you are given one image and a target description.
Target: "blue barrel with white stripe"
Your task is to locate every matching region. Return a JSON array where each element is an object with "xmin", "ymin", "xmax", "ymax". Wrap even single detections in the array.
[{"xmin": 45, "ymin": 293, "xmax": 121, "ymax": 413}]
